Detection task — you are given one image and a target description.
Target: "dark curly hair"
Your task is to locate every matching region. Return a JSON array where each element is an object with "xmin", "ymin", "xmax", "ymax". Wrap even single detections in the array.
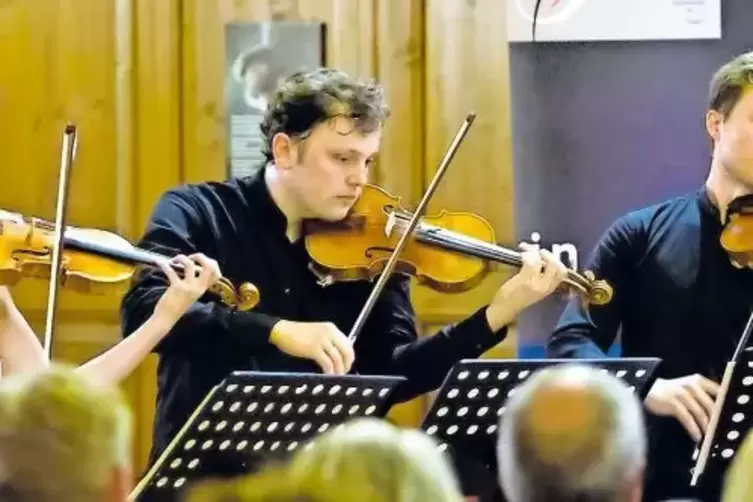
[{"xmin": 259, "ymin": 68, "xmax": 390, "ymax": 162}]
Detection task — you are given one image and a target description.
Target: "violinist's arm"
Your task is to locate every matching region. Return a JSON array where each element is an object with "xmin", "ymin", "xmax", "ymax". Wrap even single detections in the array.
[
  {"xmin": 76, "ymin": 310, "xmax": 173, "ymax": 384},
  {"xmin": 354, "ymin": 274, "xmax": 504, "ymax": 401},
  {"xmin": 78, "ymin": 254, "xmax": 219, "ymax": 384},
  {"xmin": 0, "ymin": 286, "xmax": 47, "ymax": 377},
  {"xmin": 547, "ymin": 213, "xmax": 646, "ymax": 358},
  {"xmin": 120, "ymin": 189, "xmax": 279, "ymax": 358}
]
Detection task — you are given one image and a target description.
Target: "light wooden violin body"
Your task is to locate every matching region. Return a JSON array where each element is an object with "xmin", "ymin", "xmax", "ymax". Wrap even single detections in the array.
[
  {"xmin": 304, "ymin": 185, "xmax": 613, "ymax": 306},
  {"xmin": 720, "ymin": 194, "xmax": 753, "ymax": 269},
  {"xmin": 0, "ymin": 209, "xmax": 260, "ymax": 311}
]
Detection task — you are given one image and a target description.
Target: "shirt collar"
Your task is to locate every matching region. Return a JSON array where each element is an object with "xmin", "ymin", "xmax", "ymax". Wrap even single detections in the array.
[
  {"xmin": 698, "ymin": 185, "xmax": 722, "ymax": 225},
  {"xmin": 240, "ymin": 165, "xmax": 289, "ymax": 235}
]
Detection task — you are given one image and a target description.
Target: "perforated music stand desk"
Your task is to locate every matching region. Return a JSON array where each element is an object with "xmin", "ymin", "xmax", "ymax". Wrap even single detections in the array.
[
  {"xmin": 420, "ymin": 357, "xmax": 662, "ymax": 498},
  {"xmin": 691, "ymin": 346, "xmax": 753, "ymax": 491},
  {"xmin": 128, "ymin": 370, "xmax": 406, "ymax": 502}
]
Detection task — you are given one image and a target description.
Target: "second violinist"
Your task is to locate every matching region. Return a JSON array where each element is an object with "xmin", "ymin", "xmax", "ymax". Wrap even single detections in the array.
[
  {"xmin": 120, "ymin": 67, "xmax": 570, "ymax": 465},
  {"xmin": 548, "ymin": 51, "xmax": 753, "ymax": 500}
]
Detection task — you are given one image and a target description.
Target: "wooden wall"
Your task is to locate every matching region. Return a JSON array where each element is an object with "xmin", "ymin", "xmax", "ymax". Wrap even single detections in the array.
[{"xmin": 0, "ymin": 0, "xmax": 516, "ymax": 479}]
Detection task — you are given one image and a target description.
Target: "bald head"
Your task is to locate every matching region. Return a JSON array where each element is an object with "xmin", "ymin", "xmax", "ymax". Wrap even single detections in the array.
[{"xmin": 497, "ymin": 364, "xmax": 646, "ymax": 502}]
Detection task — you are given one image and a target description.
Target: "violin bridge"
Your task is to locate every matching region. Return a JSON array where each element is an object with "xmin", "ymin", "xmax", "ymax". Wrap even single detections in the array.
[{"xmin": 385, "ymin": 211, "xmax": 397, "ymax": 238}]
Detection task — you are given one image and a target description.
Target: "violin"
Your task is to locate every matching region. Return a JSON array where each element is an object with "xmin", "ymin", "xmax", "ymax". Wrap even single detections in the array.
[
  {"xmin": 303, "ymin": 184, "xmax": 613, "ymax": 306},
  {"xmin": 0, "ymin": 209, "xmax": 260, "ymax": 310},
  {"xmin": 720, "ymin": 193, "xmax": 753, "ymax": 268}
]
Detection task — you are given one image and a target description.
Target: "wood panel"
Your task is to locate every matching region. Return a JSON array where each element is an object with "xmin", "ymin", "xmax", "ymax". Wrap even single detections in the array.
[
  {"xmin": 122, "ymin": 0, "xmax": 182, "ymax": 477},
  {"xmin": 415, "ymin": 0, "xmax": 516, "ymax": 333},
  {"xmin": 0, "ymin": 0, "xmax": 180, "ymax": 479},
  {"xmin": 0, "ymin": 0, "xmax": 121, "ymax": 317},
  {"xmin": 372, "ymin": 0, "xmax": 424, "ymax": 202}
]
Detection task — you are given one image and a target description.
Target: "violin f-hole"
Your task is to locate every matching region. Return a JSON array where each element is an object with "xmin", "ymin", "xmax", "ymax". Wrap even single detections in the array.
[{"xmin": 364, "ymin": 246, "xmax": 396, "ymax": 259}]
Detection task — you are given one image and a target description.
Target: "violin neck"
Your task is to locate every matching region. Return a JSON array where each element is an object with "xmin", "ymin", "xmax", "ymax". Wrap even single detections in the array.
[
  {"xmin": 391, "ymin": 214, "xmax": 523, "ymax": 267},
  {"xmin": 64, "ymin": 234, "xmax": 171, "ymax": 269},
  {"xmin": 417, "ymin": 229, "xmax": 522, "ymax": 266}
]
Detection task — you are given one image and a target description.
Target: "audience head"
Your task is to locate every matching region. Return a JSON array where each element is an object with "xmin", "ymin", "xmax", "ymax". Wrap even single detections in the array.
[
  {"xmin": 497, "ymin": 364, "xmax": 646, "ymax": 502},
  {"xmin": 0, "ymin": 364, "xmax": 132, "ymax": 502},
  {"xmin": 286, "ymin": 418, "xmax": 464, "ymax": 502},
  {"xmin": 185, "ymin": 466, "xmax": 351, "ymax": 502},
  {"xmin": 260, "ymin": 68, "xmax": 389, "ymax": 222},
  {"xmin": 722, "ymin": 429, "xmax": 753, "ymax": 502}
]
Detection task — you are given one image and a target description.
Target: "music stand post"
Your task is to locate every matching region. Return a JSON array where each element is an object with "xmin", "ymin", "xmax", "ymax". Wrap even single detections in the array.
[
  {"xmin": 691, "ymin": 346, "xmax": 753, "ymax": 488},
  {"xmin": 129, "ymin": 371, "xmax": 406, "ymax": 502},
  {"xmin": 419, "ymin": 358, "xmax": 662, "ymax": 498}
]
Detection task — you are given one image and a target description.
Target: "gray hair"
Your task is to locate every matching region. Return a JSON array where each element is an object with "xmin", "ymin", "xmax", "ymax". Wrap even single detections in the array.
[{"xmin": 497, "ymin": 364, "xmax": 646, "ymax": 502}]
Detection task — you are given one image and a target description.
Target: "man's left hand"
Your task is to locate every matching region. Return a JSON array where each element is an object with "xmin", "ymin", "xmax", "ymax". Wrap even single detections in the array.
[{"xmin": 485, "ymin": 245, "xmax": 569, "ymax": 332}]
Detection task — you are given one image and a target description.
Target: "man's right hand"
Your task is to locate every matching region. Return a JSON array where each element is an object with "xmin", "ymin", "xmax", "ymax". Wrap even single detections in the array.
[
  {"xmin": 269, "ymin": 320, "xmax": 355, "ymax": 375},
  {"xmin": 644, "ymin": 374, "xmax": 721, "ymax": 442}
]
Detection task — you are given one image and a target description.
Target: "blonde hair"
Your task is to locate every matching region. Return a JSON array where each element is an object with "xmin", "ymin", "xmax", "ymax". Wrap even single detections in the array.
[
  {"xmin": 185, "ymin": 466, "xmax": 351, "ymax": 502},
  {"xmin": 723, "ymin": 430, "xmax": 753, "ymax": 502},
  {"xmin": 0, "ymin": 364, "xmax": 132, "ymax": 502},
  {"xmin": 185, "ymin": 419, "xmax": 463, "ymax": 502},
  {"xmin": 286, "ymin": 418, "xmax": 464, "ymax": 502}
]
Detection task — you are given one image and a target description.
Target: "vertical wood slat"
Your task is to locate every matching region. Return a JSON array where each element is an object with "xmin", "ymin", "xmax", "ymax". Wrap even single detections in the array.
[
  {"xmin": 114, "ymin": 0, "xmax": 135, "ymax": 239},
  {"xmin": 373, "ymin": 0, "xmax": 424, "ymax": 204},
  {"xmin": 415, "ymin": 0, "xmax": 517, "ymax": 335},
  {"xmin": 0, "ymin": 0, "xmax": 123, "ymax": 316},
  {"xmin": 127, "ymin": 0, "xmax": 183, "ymax": 475},
  {"xmin": 132, "ymin": 0, "xmax": 183, "ymax": 234}
]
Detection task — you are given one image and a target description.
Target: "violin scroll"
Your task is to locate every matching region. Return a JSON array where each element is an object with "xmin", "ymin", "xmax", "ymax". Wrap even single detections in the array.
[
  {"xmin": 579, "ymin": 270, "xmax": 613, "ymax": 306},
  {"xmin": 236, "ymin": 281, "xmax": 261, "ymax": 311}
]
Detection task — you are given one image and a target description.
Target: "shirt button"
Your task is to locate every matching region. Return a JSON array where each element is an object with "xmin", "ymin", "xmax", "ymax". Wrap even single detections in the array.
[{"xmin": 284, "ymin": 288, "xmax": 291, "ymax": 295}]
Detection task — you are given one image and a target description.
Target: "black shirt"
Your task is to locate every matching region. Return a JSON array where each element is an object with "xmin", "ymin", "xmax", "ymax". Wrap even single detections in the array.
[
  {"xmin": 120, "ymin": 168, "xmax": 505, "ymax": 464},
  {"xmin": 548, "ymin": 188, "xmax": 753, "ymax": 500}
]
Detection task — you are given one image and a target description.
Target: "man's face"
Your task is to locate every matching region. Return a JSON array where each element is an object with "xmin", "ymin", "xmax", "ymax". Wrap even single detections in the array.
[
  {"xmin": 275, "ymin": 116, "xmax": 380, "ymax": 221},
  {"xmin": 708, "ymin": 88, "xmax": 753, "ymax": 189}
]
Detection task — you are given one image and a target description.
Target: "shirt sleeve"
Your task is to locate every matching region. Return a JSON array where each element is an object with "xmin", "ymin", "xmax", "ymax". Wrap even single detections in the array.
[
  {"xmin": 547, "ymin": 211, "xmax": 648, "ymax": 359},
  {"xmin": 119, "ymin": 189, "xmax": 280, "ymax": 358},
  {"xmin": 354, "ymin": 274, "xmax": 505, "ymax": 401}
]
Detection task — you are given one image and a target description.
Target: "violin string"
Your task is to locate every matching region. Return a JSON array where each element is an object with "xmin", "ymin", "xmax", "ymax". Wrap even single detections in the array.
[
  {"xmin": 63, "ymin": 233, "xmax": 204, "ymax": 278},
  {"xmin": 390, "ymin": 213, "xmax": 522, "ymax": 264},
  {"xmin": 391, "ymin": 215, "xmax": 590, "ymax": 292},
  {"xmin": 346, "ymin": 114, "xmax": 478, "ymax": 344}
]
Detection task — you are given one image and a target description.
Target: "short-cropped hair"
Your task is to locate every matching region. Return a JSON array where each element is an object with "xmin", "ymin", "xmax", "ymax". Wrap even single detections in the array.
[{"xmin": 497, "ymin": 364, "xmax": 646, "ymax": 502}]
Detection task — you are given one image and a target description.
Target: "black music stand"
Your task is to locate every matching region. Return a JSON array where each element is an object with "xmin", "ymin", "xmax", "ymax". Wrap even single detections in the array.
[
  {"xmin": 420, "ymin": 358, "xmax": 662, "ymax": 501},
  {"xmin": 129, "ymin": 371, "xmax": 406, "ymax": 502},
  {"xmin": 690, "ymin": 346, "xmax": 753, "ymax": 492}
]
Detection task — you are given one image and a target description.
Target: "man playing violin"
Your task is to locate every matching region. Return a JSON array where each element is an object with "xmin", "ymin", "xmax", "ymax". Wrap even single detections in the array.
[
  {"xmin": 548, "ymin": 51, "xmax": 753, "ymax": 500},
  {"xmin": 120, "ymin": 67, "xmax": 570, "ymax": 465}
]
